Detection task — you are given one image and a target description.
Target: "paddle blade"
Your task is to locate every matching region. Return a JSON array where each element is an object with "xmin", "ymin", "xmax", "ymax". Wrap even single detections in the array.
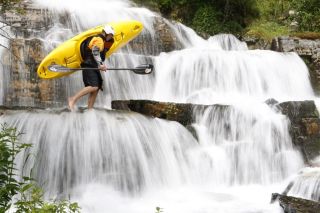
[{"xmin": 133, "ymin": 64, "xmax": 154, "ymax": 74}]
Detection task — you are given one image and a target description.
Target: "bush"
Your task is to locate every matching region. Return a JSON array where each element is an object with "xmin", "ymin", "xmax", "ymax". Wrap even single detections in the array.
[
  {"xmin": 192, "ymin": 6, "xmax": 223, "ymax": 35},
  {"xmin": 222, "ymin": 21, "xmax": 244, "ymax": 35},
  {"xmin": 290, "ymin": 0, "xmax": 320, "ymax": 32},
  {"xmin": 296, "ymin": 11, "xmax": 320, "ymax": 32}
]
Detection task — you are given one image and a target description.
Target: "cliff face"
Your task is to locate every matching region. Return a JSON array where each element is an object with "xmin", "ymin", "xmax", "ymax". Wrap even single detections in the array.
[
  {"xmin": 1, "ymin": 38, "xmax": 68, "ymax": 107},
  {"xmin": 1, "ymin": 1, "xmax": 67, "ymax": 107}
]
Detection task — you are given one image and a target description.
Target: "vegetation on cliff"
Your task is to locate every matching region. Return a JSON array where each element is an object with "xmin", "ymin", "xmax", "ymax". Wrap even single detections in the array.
[{"xmin": 133, "ymin": 0, "xmax": 320, "ymax": 40}]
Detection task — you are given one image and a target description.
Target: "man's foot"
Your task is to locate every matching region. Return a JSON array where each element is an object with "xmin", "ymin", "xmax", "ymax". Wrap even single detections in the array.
[{"xmin": 68, "ymin": 97, "xmax": 75, "ymax": 111}]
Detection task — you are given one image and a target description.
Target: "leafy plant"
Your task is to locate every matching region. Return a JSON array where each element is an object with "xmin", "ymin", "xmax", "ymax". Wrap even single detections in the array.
[
  {"xmin": 0, "ymin": 124, "xmax": 31, "ymax": 212},
  {"xmin": 15, "ymin": 185, "xmax": 80, "ymax": 213}
]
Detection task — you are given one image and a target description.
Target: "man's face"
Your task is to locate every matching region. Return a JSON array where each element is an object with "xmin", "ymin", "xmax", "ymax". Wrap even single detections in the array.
[{"xmin": 106, "ymin": 34, "xmax": 113, "ymax": 41}]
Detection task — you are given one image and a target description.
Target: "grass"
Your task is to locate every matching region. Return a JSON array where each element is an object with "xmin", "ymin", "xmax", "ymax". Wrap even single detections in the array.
[{"xmin": 245, "ymin": 20, "xmax": 290, "ymax": 41}]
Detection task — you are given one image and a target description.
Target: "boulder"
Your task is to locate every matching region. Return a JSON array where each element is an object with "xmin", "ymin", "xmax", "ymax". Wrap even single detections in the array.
[
  {"xmin": 276, "ymin": 101, "xmax": 320, "ymax": 162},
  {"xmin": 112, "ymin": 99, "xmax": 198, "ymax": 126},
  {"xmin": 112, "ymin": 99, "xmax": 230, "ymax": 126},
  {"xmin": 271, "ymin": 193, "xmax": 320, "ymax": 213}
]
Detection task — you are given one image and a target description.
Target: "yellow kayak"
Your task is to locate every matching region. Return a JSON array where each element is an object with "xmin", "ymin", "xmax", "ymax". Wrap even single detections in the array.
[{"xmin": 37, "ymin": 20, "xmax": 143, "ymax": 79}]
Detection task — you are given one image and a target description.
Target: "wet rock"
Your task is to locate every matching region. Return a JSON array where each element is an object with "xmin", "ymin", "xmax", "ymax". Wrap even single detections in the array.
[
  {"xmin": 276, "ymin": 100, "xmax": 320, "ymax": 162},
  {"xmin": 240, "ymin": 36, "xmax": 272, "ymax": 50},
  {"xmin": 2, "ymin": 1, "xmax": 53, "ymax": 37},
  {"xmin": 277, "ymin": 101, "xmax": 319, "ymax": 121},
  {"xmin": 132, "ymin": 17, "xmax": 182, "ymax": 55},
  {"xmin": 271, "ymin": 193, "xmax": 320, "ymax": 213},
  {"xmin": 153, "ymin": 17, "xmax": 183, "ymax": 53},
  {"xmin": 265, "ymin": 98, "xmax": 279, "ymax": 106},
  {"xmin": 112, "ymin": 100, "xmax": 197, "ymax": 126},
  {"xmin": 112, "ymin": 100, "xmax": 230, "ymax": 127}
]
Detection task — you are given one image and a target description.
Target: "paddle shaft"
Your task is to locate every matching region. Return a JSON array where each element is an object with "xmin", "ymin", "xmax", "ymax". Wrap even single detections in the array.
[
  {"xmin": 59, "ymin": 67, "xmax": 146, "ymax": 71},
  {"xmin": 48, "ymin": 63, "xmax": 153, "ymax": 75}
]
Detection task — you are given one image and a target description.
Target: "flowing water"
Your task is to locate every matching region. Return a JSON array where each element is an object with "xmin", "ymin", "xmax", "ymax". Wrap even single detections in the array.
[{"xmin": 1, "ymin": 0, "xmax": 320, "ymax": 212}]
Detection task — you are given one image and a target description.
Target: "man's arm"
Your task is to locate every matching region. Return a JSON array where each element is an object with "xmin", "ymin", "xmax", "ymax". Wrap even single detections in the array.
[
  {"xmin": 92, "ymin": 46, "xmax": 104, "ymax": 66},
  {"xmin": 89, "ymin": 37, "xmax": 107, "ymax": 71}
]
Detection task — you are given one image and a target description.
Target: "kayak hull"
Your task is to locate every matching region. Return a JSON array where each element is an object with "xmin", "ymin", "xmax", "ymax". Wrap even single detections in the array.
[{"xmin": 37, "ymin": 20, "xmax": 143, "ymax": 79}]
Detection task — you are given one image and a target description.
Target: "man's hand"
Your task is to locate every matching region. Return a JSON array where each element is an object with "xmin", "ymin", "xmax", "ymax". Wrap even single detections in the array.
[{"xmin": 99, "ymin": 64, "xmax": 107, "ymax": 71}]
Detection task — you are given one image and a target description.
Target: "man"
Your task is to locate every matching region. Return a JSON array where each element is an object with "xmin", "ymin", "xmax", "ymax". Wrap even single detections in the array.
[{"xmin": 68, "ymin": 25, "xmax": 115, "ymax": 110}]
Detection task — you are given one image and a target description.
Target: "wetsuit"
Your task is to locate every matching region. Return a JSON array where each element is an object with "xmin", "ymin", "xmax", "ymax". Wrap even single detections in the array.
[{"xmin": 80, "ymin": 34, "xmax": 114, "ymax": 90}]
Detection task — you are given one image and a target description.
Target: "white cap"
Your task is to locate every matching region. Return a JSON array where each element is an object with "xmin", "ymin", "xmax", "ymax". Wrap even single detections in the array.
[{"xmin": 103, "ymin": 25, "xmax": 115, "ymax": 35}]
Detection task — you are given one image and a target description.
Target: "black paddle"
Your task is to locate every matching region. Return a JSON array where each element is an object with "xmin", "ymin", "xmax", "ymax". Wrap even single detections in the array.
[{"xmin": 48, "ymin": 64, "xmax": 154, "ymax": 75}]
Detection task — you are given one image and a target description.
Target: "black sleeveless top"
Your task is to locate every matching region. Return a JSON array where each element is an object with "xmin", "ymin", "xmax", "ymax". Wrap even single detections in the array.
[{"xmin": 80, "ymin": 34, "xmax": 114, "ymax": 67}]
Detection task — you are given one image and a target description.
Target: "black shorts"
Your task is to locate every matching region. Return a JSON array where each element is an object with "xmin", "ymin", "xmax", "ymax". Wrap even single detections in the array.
[{"xmin": 82, "ymin": 65, "xmax": 103, "ymax": 90}]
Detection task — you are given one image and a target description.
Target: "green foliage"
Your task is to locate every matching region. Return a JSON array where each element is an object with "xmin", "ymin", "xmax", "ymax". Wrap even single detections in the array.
[
  {"xmin": 214, "ymin": 0, "xmax": 259, "ymax": 26},
  {"xmin": 0, "ymin": 0, "xmax": 23, "ymax": 13},
  {"xmin": 257, "ymin": 0, "xmax": 293, "ymax": 21},
  {"xmin": 133, "ymin": 0, "xmax": 319, "ymax": 39},
  {"xmin": 15, "ymin": 185, "xmax": 80, "ymax": 213},
  {"xmin": 0, "ymin": 124, "xmax": 31, "ymax": 212},
  {"xmin": 293, "ymin": 0, "xmax": 320, "ymax": 31},
  {"xmin": 0, "ymin": 124, "xmax": 81, "ymax": 213},
  {"xmin": 133, "ymin": 0, "xmax": 259, "ymax": 36},
  {"xmin": 192, "ymin": 6, "xmax": 222, "ymax": 35}
]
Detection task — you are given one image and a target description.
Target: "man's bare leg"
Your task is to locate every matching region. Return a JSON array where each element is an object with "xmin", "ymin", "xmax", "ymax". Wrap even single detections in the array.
[
  {"xmin": 68, "ymin": 86, "xmax": 99, "ymax": 110},
  {"xmin": 88, "ymin": 89, "xmax": 99, "ymax": 109}
]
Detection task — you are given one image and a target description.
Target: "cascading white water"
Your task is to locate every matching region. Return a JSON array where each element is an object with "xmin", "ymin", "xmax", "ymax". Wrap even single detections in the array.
[
  {"xmin": 285, "ymin": 167, "xmax": 320, "ymax": 201},
  {"xmin": 153, "ymin": 49, "xmax": 314, "ymax": 104},
  {"xmin": 190, "ymin": 104, "xmax": 304, "ymax": 186},
  {"xmin": 1, "ymin": 0, "xmax": 320, "ymax": 212},
  {"xmin": 1, "ymin": 110, "xmax": 196, "ymax": 197}
]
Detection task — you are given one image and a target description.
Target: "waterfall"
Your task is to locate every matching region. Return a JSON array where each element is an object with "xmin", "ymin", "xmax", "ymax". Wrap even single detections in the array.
[{"xmin": 0, "ymin": 0, "xmax": 319, "ymax": 212}]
